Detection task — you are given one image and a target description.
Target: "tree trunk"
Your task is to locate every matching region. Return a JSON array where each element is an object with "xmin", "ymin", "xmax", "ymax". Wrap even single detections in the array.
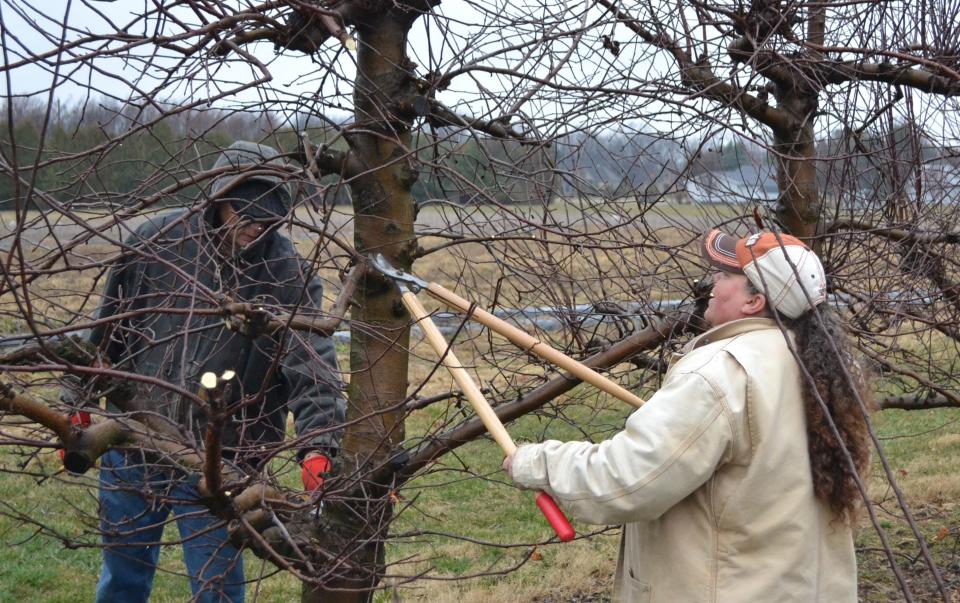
[
  {"xmin": 772, "ymin": 89, "xmax": 820, "ymax": 242},
  {"xmin": 302, "ymin": 12, "xmax": 420, "ymax": 603},
  {"xmin": 773, "ymin": 7, "xmax": 826, "ymax": 243}
]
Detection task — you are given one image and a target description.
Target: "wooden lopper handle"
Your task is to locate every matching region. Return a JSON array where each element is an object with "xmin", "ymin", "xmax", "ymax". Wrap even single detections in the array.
[
  {"xmin": 401, "ymin": 290, "xmax": 575, "ymax": 542},
  {"xmin": 425, "ymin": 283, "xmax": 646, "ymax": 408}
]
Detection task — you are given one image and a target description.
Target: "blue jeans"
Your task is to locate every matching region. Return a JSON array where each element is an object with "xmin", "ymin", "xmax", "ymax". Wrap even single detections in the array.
[{"xmin": 96, "ymin": 450, "xmax": 245, "ymax": 603}]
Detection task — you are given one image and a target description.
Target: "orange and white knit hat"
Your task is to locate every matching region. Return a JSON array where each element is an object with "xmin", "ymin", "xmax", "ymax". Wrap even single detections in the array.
[{"xmin": 703, "ymin": 229, "xmax": 827, "ymax": 319}]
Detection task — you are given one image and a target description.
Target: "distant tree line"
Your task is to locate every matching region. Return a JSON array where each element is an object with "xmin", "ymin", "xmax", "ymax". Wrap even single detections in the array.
[
  {"xmin": 11, "ymin": 98, "xmax": 946, "ymax": 213},
  {"xmin": 0, "ymin": 99, "xmax": 340, "ymax": 210},
  {"xmin": 685, "ymin": 125, "xmax": 960, "ymax": 209},
  {"xmin": 0, "ymin": 99, "xmax": 719, "ymax": 210},
  {"xmin": 0, "ymin": 99, "xmax": 565, "ymax": 210}
]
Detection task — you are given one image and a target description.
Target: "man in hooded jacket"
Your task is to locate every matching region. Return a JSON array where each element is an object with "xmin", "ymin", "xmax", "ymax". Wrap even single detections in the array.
[{"xmin": 78, "ymin": 141, "xmax": 346, "ymax": 603}]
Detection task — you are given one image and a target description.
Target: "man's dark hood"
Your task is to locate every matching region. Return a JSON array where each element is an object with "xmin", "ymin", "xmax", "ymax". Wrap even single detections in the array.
[
  {"xmin": 223, "ymin": 180, "xmax": 291, "ymax": 223},
  {"xmin": 209, "ymin": 141, "xmax": 293, "ymax": 212},
  {"xmin": 206, "ymin": 141, "xmax": 294, "ymax": 255}
]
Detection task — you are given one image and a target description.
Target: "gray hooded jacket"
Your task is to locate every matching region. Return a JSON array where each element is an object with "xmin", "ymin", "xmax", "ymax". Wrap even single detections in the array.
[{"xmin": 90, "ymin": 145, "xmax": 345, "ymax": 466}]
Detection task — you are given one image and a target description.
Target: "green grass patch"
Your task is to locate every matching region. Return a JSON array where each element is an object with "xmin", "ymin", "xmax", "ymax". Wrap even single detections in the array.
[
  {"xmin": 3, "ymin": 370, "xmax": 958, "ymax": 602},
  {"xmin": 853, "ymin": 408, "xmax": 960, "ymax": 601}
]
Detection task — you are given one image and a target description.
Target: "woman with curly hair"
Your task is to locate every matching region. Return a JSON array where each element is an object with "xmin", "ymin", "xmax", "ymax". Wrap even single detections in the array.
[
  {"xmin": 504, "ymin": 229, "xmax": 871, "ymax": 603},
  {"xmin": 755, "ymin": 277, "xmax": 873, "ymax": 524}
]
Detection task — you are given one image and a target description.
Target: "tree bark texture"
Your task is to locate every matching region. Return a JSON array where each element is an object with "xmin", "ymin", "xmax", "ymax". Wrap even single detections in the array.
[
  {"xmin": 772, "ymin": 85, "xmax": 821, "ymax": 243},
  {"xmin": 307, "ymin": 11, "xmax": 420, "ymax": 603}
]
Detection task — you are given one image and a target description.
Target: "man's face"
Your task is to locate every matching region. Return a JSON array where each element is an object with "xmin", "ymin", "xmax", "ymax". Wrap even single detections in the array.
[
  {"xmin": 217, "ymin": 201, "xmax": 277, "ymax": 255},
  {"xmin": 704, "ymin": 271, "xmax": 765, "ymax": 327}
]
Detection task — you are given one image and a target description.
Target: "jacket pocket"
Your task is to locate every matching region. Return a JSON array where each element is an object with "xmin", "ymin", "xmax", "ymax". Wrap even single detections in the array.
[{"xmin": 620, "ymin": 567, "xmax": 652, "ymax": 603}]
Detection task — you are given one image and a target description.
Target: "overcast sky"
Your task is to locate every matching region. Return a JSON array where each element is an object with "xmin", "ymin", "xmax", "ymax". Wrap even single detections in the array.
[
  {"xmin": 2, "ymin": 0, "xmax": 678, "ymax": 138},
  {"xmin": 6, "ymin": 0, "xmax": 957, "ymax": 146}
]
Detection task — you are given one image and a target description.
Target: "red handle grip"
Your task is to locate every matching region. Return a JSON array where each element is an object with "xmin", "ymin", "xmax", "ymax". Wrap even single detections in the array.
[{"xmin": 535, "ymin": 491, "xmax": 575, "ymax": 542}]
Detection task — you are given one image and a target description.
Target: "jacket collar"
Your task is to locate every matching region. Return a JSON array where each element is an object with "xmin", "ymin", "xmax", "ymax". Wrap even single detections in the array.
[{"xmin": 687, "ymin": 317, "xmax": 780, "ymax": 351}]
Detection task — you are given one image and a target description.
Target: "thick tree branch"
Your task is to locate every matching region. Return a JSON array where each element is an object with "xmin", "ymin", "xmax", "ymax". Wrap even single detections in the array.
[
  {"xmin": 0, "ymin": 376, "xmax": 318, "ymax": 573},
  {"xmin": 726, "ymin": 40, "xmax": 797, "ymax": 86},
  {"xmin": 211, "ymin": 2, "xmax": 359, "ymax": 56},
  {"xmin": 819, "ymin": 59, "xmax": 960, "ymax": 96},
  {"xmin": 223, "ymin": 264, "xmax": 360, "ymax": 337},
  {"xmin": 426, "ymin": 100, "xmax": 529, "ymax": 141},
  {"xmin": 300, "ymin": 133, "xmax": 361, "ymax": 180},
  {"xmin": 826, "ymin": 220, "xmax": 960, "ymax": 245},
  {"xmin": 211, "ymin": 26, "xmax": 281, "ymax": 55},
  {"xmin": 0, "ymin": 384, "xmax": 71, "ymax": 442},
  {"xmin": 0, "ymin": 383, "xmax": 197, "ymax": 473},
  {"xmin": 398, "ymin": 309, "xmax": 698, "ymax": 482},
  {"xmin": 405, "ymin": 388, "xmax": 491, "ymax": 412},
  {"xmin": 0, "ymin": 335, "xmax": 97, "ymax": 367},
  {"xmin": 859, "ymin": 345, "xmax": 960, "ymax": 410},
  {"xmin": 0, "ymin": 263, "xmax": 359, "ymax": 365},
  {"xmin": 827, "ymin": 221, "xmax": 960, "ymax": 314},
  {"xmin": 879, "ymin": 393, "xmax": 960, "ymax": 410}
]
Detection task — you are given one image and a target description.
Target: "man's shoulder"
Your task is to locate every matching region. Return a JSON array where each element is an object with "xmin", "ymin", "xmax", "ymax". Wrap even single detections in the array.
[{"xmin": 131, "ymin": 208, "xmax": 199, "ymax": 239}]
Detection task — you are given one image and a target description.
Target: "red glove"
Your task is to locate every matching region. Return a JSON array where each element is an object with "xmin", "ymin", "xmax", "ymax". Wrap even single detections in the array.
[
  {"xmin": 301, "ymin": 454, "xmax": 332, "ymax": 491},
  {"xmin": 57, "ymin": 411, "xmax": 92, "ymax": 462}
]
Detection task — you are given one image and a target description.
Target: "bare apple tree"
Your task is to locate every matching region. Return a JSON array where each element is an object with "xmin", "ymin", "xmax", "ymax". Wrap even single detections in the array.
[{"xmin": 1, "ymin": 0, "xmax": 959, "ymax": 601}]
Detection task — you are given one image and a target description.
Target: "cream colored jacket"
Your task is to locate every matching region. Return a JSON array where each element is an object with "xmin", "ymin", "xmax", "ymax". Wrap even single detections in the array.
[{"xmin": 510, "ymin": 318, "xmax": 856, "ymax": 602}]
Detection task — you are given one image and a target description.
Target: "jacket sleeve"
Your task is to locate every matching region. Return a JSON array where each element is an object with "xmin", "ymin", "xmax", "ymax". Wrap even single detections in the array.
[
  {"xmin": 61, "ymin": 255, "xmax": 126, "ymax": 401},
  {"xmin": 278, "ymin": 267, "xmax": 347, "ymax": 459},
  {"xmin": 65, "ymin": 228, "xmax": 146, "ymax": 410},
  {"xmin": 88, "ymin": 241, "xmax": 139, "ymax": 363},
  {"xmin": 509, "ymin": 352, "xmax": 746, "ymax": 525}
]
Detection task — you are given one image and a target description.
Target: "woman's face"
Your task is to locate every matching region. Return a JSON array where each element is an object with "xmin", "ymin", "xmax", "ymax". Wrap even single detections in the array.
[{"xmin": 704, "ymin": 271, "xmax": 766, "ymax": 327}]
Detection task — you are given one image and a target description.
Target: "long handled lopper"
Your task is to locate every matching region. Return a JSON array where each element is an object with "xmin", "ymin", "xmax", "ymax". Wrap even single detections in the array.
[{"xmin": 372, "ymin": 254, "xmax": 647, "ymax": 542}]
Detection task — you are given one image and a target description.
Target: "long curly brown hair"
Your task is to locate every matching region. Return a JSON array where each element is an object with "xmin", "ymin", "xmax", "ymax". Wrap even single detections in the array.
[{"xmin": 785, "ymin": 306, "xmax": 874, "ymax": 523}]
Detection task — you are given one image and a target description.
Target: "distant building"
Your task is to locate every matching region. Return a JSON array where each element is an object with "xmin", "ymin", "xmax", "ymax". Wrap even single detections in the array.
[
  {"xmin": 685, "ymin": 163, "xmax": 779, "ymax": 204},
  {"xmin": 909, "ymin": 161, "xmax": 960, "ymax": 205}
]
